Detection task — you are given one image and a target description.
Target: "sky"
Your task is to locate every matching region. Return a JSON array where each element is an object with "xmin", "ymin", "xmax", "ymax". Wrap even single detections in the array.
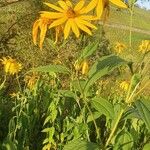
[{"xmin": 136, "ymin": 0, "xmax": 150, "ymax": 10}]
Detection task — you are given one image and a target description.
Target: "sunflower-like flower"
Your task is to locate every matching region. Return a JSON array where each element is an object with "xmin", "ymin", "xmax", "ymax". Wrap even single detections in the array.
[
  {"xmin": 32, "ymin": 16, "xmax": 63, "ymax": 49},
  {"xmin": 114, "ymin": 42, "xmax": 126, "ymax": 54},
  {"xmin": 139, "ymin": 40, "xmax": 150, "ymax": 54},
  {"xmin": 1, "ymin": 57, "xmax": 22, "ymax": 75},
  {"xmin": 85, "ymin": 0, "xmax": 127, "ymax": 18},
  {"xmin": 40, "ymin": 0, "xmax": 98, "ymax": 39}
]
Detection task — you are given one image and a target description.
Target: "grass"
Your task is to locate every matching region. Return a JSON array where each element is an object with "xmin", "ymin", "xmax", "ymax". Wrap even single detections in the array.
[{"xmin": 109, "ymin": 5, "xmax": 150, "ymax": 31}]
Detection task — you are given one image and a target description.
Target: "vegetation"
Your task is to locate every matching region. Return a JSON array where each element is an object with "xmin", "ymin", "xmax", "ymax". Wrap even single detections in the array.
[{"xmin": 0, "ymin": 0, "xmax": 150, "ymax": 150}]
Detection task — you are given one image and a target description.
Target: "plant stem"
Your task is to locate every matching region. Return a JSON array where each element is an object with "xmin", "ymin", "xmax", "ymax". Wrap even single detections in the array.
[
  {"xmin": 77, "ymin": 76, "xmax": 101, "ymax": 143},
  {"xmin": 105, "ymin": 108, "xmax": 125, "ymax": 148},
  {"xmin": 85, "ymin": 99, "xmax": 100, "ymax": 140},
  {"xmin": 16, "ymin": 74, "xmax": 22, "ymax": 92}
]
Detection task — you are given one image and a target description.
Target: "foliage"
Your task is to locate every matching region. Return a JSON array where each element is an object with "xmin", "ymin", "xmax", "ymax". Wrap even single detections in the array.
[{"xmin": 0, "ymin": 0, "xmax": 150, "ymax": 150}]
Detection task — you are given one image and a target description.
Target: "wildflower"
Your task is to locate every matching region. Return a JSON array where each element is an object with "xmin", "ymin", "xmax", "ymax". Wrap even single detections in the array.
[
  {"xmin": 24, "ymin": 74, "xmax": 39, "ymax": 90},
  {"xmin": 85, "ymin": 0, "xmax": 127, "ymax": 18},
  {"xmin": 114, "ymin": 42, "xmax": 126, "ymax": 54},
  {"xmin": 32, "ymin": 16, "xmax": 52, "ymax": 49},
  {"xmin": 32, "ymin": 15, "xmax": 63, "ymax": 49},
  {"xmin": 139, "ymin": 40, "xmax": 150, "ymax": 54},
  {"xmin": 81, "ymin": 60, "xmax": 89, "ymax": 75},
  {"xmin": 41, "ymin": 0, "xmax": 98, "ymax": 39},
  {"xmin": 1, "ymin": 57, "xmax": 22, "ymax": 75},
  {"xmin": 74, "ymin": 59, "xmax": 89, "ymax": 75},
  {"xmin": 120, "ymin": 81, "xmax": 130, "ymax": 91}
]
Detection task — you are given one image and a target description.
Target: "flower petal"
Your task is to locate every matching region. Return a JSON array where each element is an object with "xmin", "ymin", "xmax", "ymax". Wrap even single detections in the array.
[
  {"xmin": 58, "ymin": 0, "xmax": 69, "ymax": 10},
  {"xmin": 76, "ymin": 18, "xmax": 97, "ymax": 30},
  {"xmin": 75, "ymin": 19, "xmax": 92, "ymax": 35},
  {"xmin": 64, "ymin": 20, "xmax": 71, "ymax": 39},
  {"xmin": 66, "ymin": 0, "xmax": 73, "ymax": 7},
  {"xmin": 39, "ymin": 24, "xmax": 47, "ymax": 49},
  {"xmin": 74, "ymin": 0, "xmax": 85, "ymax": 11},
  {"xmin": 40, "ymin": 12, "xmax": 64, "ymax": 19},
  {"xmin": 96, "ymin": 0, "xmax": 104, "ymax": 18},
  {"xmin": 110, "ymin": 0, "xmax": 127, "ymax": 8},
  {"xmin": 80, "ymin": 0, "xmax": 97, "ymax": 14},
  {"xmin": 49, "ymin": 17, "xmax": 67, "ymax": 28},
  {"xmin": 32, "ymin": 19, "xmax": 40, "ymax": 45},
  {"xmin": 44, "ymin": 2, "xmax": 64, "ymax": 12},
  {"xmin": 70, "ymin": 19, "xmax": 80, "ymax": 38}
]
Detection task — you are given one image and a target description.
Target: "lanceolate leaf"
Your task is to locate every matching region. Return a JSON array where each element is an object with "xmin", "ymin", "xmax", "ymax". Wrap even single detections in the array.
[
  {"xmin": 114, "ymin": 130, "xmax": 133, "ymax": 150},
  {"xmin": 63, "ymin": 139, "xmax": 99, "ymax": 150},
  {"xmin": 84, "ymin": 55, "xmax": 127, "ymax": 92},
  {"xmin": 91, "ymin": 97, "xmax": 115, "ymax": 119},
  {"xmin": 79, "ymin": 42, "xmax": 99, "ymax": 60},
  {"xmin": 135, "ymin": 99, "xmax": 150, "ymax": 132},
  {"xmin": 28, "ymin": 64, "xmax": 70, "ymax": 74}
]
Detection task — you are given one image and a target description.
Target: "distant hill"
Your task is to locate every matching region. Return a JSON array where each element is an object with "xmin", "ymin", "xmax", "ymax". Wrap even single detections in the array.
[{"xmin": 100, "ymin": 6, "xmax": 150, "ymax": 47}]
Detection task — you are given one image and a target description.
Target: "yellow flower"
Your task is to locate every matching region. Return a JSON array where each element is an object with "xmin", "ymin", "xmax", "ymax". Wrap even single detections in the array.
[
  {"xmin": 32, "ymin": 15, "xmax": 63, "ymax": 49},
  {"xmin": 139, "ymin": 40, "xmax": 150, "ymax": 54},
  {"xmin": 24, "ymin": 74, "xmax": 39, "ymax": 90},
  {"xmin": 1, "ymin": 57, "xmax": 22, "ymax": 75},
  {"xmin": 120, "ymin": 81, "xmax": 130, "ymax": 91},
  {"xmin": 40, "ymin": 0, "xmax": 98, "ymax": 39},
  {"xmin": 32, "ymin": 16, "xmax": 52, "ymax": 49},
  {"xmin": 114, "ymin": 42, "xmax": 126, "ymax": 54},
  {"xmin": 74, "ymin": 59, "xmax": 89, "ymax": 75},
  {"xmin": 81, "ymin": 60, "xmax": 89, "ymax": 75},
  {"xmin": 85, "ymin": 0, "xmax": 127, "ymax": 18}
]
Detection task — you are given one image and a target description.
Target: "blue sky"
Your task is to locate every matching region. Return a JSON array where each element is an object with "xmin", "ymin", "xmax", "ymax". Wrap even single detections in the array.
[{"xmin": 136, "ymin": 0, "xmax": 150, "ymax": 10}]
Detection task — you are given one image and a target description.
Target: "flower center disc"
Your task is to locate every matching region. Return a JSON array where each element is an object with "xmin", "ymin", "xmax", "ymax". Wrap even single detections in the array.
[{"xmin": 66, "ymin": 8, "xmax": 76, "ymax": 18}]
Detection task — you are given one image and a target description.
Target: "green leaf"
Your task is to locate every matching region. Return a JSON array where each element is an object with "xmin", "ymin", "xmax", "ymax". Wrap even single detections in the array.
[
  {"xmin": 48, "ymin": 127, "xmax": 55, "ymax": 143},
  {"xmin": 63, "ymin": 139, "xmax": 99, "ymax": 150},
  {"xmin": 43, "ymin": 116, "xmax": 51, "ymax": 126},
  {"xmin": 59, "ymin": 90, "xmax": 76, "ymax": 99},
  {"xmin": 2, "ymin": 139, "xmax": 17, "ymax": 150},
  {"xmin": 143, "ymin": 143, "xmax": 150, "ymax": 150},
  {"xmin": 135, "ymin": 99, "xmax": 150, "ymax": 132},
  {"xmin": 84, "ymin": 55, "xmax": 127, "ymax": 92},
  {"xmin": 43, "ymin": 138, "xmax": 49, "ymax": 145},
  {"xmin": 51, "ymin": 109, "xmax": 57, "ymax": 122},
  {"xmin": 114, "ymin": 130, "xmax": 133, "ymax": 150},
  {"xmin": 41, "ymin": 128, "xmax": 51, "ymax": 133},
  {"xmin": 87, "ymin": 111, "xmax": 102, "ymax": 123},
  {"xmin": 123, "ymin": 107, "xmax": 140, "ymax": 120},
  {"xmin": 91, "ymin": 97, "xmax": 114, "ymax": 119},
  {"xmin": 28, "ymin": 64, "xmax": 70, "ymax": 74},
  {"xmin": 72, "ymin": 80, "xmax": 86, "ymax": 93},
  {"xmin": 79, "ymin": 42, "xmax": 99, "ymax": 60}
]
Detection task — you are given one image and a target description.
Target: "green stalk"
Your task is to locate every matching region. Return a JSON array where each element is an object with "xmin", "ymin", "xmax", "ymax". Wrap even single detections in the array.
[
  {"xmin": 105, "ymin": 74, "xmax": 141, "ymax": 147},
  {"xmin": 105, "ymin": 108, "xmax": 125, "ymax": 148},
  {"xmin": 77, "ymin": 76, "xmax": 101, "ymax": 143}
]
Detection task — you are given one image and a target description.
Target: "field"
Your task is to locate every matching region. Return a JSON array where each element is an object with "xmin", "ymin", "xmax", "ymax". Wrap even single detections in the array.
[{"xmin": 0, "ymin": 0, "xmax": 150, "ymax": 150}]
